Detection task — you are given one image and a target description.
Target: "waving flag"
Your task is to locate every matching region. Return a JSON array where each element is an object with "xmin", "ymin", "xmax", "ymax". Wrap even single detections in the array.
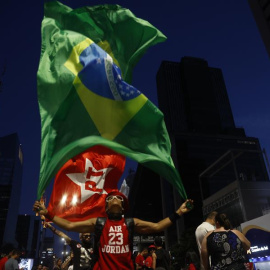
[
  {"xmin": 47, "ymin": 145, "xmax": 125, "ymax": 221},
  {"xmin": 37, "ymin": 1, "xmax": 187, "ymax": 200}
]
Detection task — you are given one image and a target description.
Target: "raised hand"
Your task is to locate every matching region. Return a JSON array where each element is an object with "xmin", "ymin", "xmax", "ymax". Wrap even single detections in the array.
[
  {"xmin": 177, "ymin": 199, "xmax": 194, "ymax": 215},
  {"xmin": 33, "ymin": 200, "xmax": 48, "ymax": 216}
]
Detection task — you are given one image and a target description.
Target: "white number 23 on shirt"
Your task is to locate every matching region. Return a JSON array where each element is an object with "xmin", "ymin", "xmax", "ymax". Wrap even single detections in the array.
[{"xmin": 108, "ymin": 232, "xmax": 123, "ymax": 245}]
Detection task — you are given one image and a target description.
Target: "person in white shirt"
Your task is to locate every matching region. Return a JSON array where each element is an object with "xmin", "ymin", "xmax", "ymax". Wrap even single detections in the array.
[{"xmin": 195, "ymin": 211, "xmax": 217, "ymax": 270}]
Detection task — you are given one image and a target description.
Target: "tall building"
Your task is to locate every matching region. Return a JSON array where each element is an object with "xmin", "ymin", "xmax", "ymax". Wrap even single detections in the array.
[
  {"xmin": 248, "ymin": 0, "xmax": 270, "ymax": 58},
  {"xmin": 129, "ymin": 57, "xmax": 270, "ymax": 248},
  {"xmin": 16, "ymin": 215, "xmax": 41, "ymax": 258},
  {"xmin": 156, "ymin": 57, "xmax": 241, "ymax": 135},
  {"xmin": 0, "ymin": 133, "xmax": 23, "ymax": 247},
  {"xmin": 157, "ymin": 57, "xmax": 269, "ymax": 223},
  {"xmin": 40, "ymin": 234, "xmax": 55, "ymax": 268}
]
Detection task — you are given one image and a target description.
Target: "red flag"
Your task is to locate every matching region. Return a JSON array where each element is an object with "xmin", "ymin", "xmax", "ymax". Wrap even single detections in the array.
[{"xmin": 47, "ymin": 145, "xmax": 126, "ymax": 221}]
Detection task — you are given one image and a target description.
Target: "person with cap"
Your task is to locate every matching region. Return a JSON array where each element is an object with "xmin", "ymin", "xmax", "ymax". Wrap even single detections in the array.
[
  {"xmin": 33, "ymin": 190, "xmax": 193, "ymax": 270},
  {"xmin": 154, "ymin": 236, "xmax": 170, "ymax": 270},
  {"xmin": 145, "ymin": 245, "xmax": 156, "ymax": 269}
]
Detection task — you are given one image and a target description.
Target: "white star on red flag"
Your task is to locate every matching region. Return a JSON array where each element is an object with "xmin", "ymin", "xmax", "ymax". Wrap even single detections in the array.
[{"xmin": 67, "ymin": 158, "xmax": 112, "ymax": 203}]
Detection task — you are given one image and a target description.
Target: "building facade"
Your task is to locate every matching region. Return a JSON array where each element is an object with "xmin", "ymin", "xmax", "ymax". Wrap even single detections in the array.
[
  {"xmin": 129, "ymin": 57, "xmax": 270, "ymax": 248},
  {"xmin": 0, "ymin": 133, "xmax": 23, "ymax": 247},
  {"xmin": 16, "ymin": 215, "xmax": 41, "ymax": 258},
  {"xmin": 157, "ymin": 57, "xmax": 269, "ymax": 225}
]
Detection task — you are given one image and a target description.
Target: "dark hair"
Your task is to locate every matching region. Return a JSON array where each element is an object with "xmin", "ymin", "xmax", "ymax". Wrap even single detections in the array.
[
  {"xmin": 185, "ymin": 249, "xmax": 200, "ymax": 269},
  {"xmin": 215, "ymin": 213, "xmax": 231, "ymax": 230},
  {"xmin": 11, "ymin": 249, "xmax": 21, "ymax": 256},
  {"xmin": 141, "ymin": 246, "xmax": 148, "ymax": 252},
  {"xmin": 154, "ymin": 236, "xmax": 163, "ymax": 247},
  {"xmin": 148, "ymin": 245, "xmax": 156, "ymax": 252},
  {"xmin": 55, "ymin": 258, "xmax": 62, "ymax": 265}
]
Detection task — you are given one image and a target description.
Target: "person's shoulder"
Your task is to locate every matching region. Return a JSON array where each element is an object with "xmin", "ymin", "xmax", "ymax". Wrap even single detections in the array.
[
  {"xmin": 206, "ymin": 230, "xmax": 214, "ymax": 236},
  {"xmin": 196, "ymin": 221, "xmax": 212, "ymax": 229},
  {"xmin": 202, "ymin": 230, "xmax": 214, "ymax": 241},
  {"xmin": 196, "ymin": 222, "xmax": 212, "ymax": 233},
  {"xmin": 155, "ymin": 248, "xmax": 163, "ymax": 256},
  {"xmin": 196, "ymin": 222, "xmax": 204, "ymax": 229},
  {"xmin": 195, "ymin": 223, "xmax": 204, "ymax": 233},
  {"xmin": 69, "ymin": 239, "xmax": 81, "ymax": 249},
  {"xmin": 69, "ymin": 239, "xmax": 78, "ymax": 244},
  {"xmin": 204, "ymin": 222, "xmax": 215, "ymax": 229},
  {"xmin": 0, "ymin": 257, "xmax": 7, "ymax": 264},
  {"xmin": 156, "ymin": 248, "xmax": 169, "ymax": 258},
  {"xmin": 231, "ymin": 229, "xmax": 243, "ymax": 237}
]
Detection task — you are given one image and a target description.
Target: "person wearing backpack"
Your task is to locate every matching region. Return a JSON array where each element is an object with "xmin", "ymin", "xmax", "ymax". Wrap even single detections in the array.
[
  {"xmin": 33, "ymin": 190, "xmax": 193, "ymax": 270},
  {"xmin": 154, "ymin": 237, "xmax": 170, "ymax": 270}
]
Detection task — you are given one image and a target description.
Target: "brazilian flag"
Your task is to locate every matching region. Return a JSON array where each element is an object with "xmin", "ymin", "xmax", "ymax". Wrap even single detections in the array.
[{"xmin": 37, "ymin": 1, "xmax": 187, "ymax": 200}]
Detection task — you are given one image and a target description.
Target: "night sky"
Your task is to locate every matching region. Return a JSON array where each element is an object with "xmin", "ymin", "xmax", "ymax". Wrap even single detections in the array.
[{"xmin": 0, "ymin": 1, "xmax": 270, "ymax": 219}]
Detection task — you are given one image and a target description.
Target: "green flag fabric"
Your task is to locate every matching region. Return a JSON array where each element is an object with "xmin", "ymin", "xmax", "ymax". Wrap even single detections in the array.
[{"xmin": 37, "ymin": 1, "xmax": 187, "ymax": 200}]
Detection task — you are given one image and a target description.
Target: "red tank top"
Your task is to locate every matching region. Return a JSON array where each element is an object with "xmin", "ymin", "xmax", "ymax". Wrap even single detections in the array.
[{"xmin": 93, "ymin": 218, "xmax": 134, "ymax": 270}]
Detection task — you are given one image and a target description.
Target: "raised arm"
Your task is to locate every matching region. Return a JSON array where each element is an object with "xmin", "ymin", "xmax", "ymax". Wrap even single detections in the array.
[
  {"xmin": 62, "ymin": 252, "xmax": 74, "ymax": 270},
  {"xmin": 44, "ymin": 221, "xmax": 72, "ymax": 244},
  {"xmin": 134, "ymin": 199, "xmax": 193, "ymax": 234},
  {"xmin": 232, "ymin": 229, "xmax": 251, "ymax": 251},
  {"xmin": 33, "ymin": 201, "xmax": 97, "ymax": 233},
  {"xmin": 152, "ymin": 252, "xmax": 157, "ymax": 269}
]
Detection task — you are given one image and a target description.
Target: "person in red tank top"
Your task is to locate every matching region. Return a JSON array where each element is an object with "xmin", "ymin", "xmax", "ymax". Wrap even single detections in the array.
[
  {"xmin": 135, "ymin": 247, "xmax": 148, "ymax": 269},
  {"xmin": 33, "ymin": 190, "xmax": 193, "ymax": 270},
  {"xmin": 94, "ymin": 217, "xmax": 133, "ymax": 269}
]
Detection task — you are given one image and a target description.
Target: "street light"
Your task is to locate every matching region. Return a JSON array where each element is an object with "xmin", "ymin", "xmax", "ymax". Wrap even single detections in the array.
[{"xmin": 61, "ymin": 238, "xmax": 67, "ymax": 260}]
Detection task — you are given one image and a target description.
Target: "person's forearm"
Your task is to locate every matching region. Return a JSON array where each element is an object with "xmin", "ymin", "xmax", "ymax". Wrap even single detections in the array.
[
  {"xmin": 51, "ymin": 216, "xmax": 74, "ymax": 231},
  {"xmin": 155, "ymin": 214, "xmax": 182, "ymax": 232},
  {"xmin": 242, "ymin": 239, "xmax": 251, "ymax": 251},
  {"xmin": 41, "ymin": 209, "xmax": 71, "ymax": 231},
  {"xmin": 201, "ymin": 252, "xmax": 209, "ymax": 270},
  {"xmin": 62, "ymin": 256, "xmax": 72, "ymax": 270},
  {"xmin": 47, "ymin": 224, "xmax": 71, "ymax": 244},
  {"xmin": 34, "ymin": 201, "xmax": 91, "ymax": 232},
  {"xmin": 135, "ymin": 212, "xmax": 183, "ymax": 234},
  {"xmin": 38, "ymin": 207, "xmax": 70, "ymax": 231},
  {"xmin": 152, "ymin": 257, "xmax": 156, "ymax": 269}
]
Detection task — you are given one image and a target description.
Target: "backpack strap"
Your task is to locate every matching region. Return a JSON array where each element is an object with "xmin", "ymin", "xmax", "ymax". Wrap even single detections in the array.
[
  {"xmin": 93, "ymin": 217, "xmax": 107, "ymax": 265},
  {"xmin": 125, "ymin": 218, "xmax": 134, "ymax": 254}
]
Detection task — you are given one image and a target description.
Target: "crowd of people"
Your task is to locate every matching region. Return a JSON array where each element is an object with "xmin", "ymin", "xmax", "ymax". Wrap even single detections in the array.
[
  {"xmin": 0, "ymin": 250, "xmax": 21, "ymax": 270},
  {"xmin": 134, "ymin": 236, "xmax": 170, "ymax": 269},
  {"xmin": 0, "ymin": 189, "xmax": 256, "ymax": 270},
  {"xmin": 32, "ymin": 190, "xmax": 193, "ymax": 270}
]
